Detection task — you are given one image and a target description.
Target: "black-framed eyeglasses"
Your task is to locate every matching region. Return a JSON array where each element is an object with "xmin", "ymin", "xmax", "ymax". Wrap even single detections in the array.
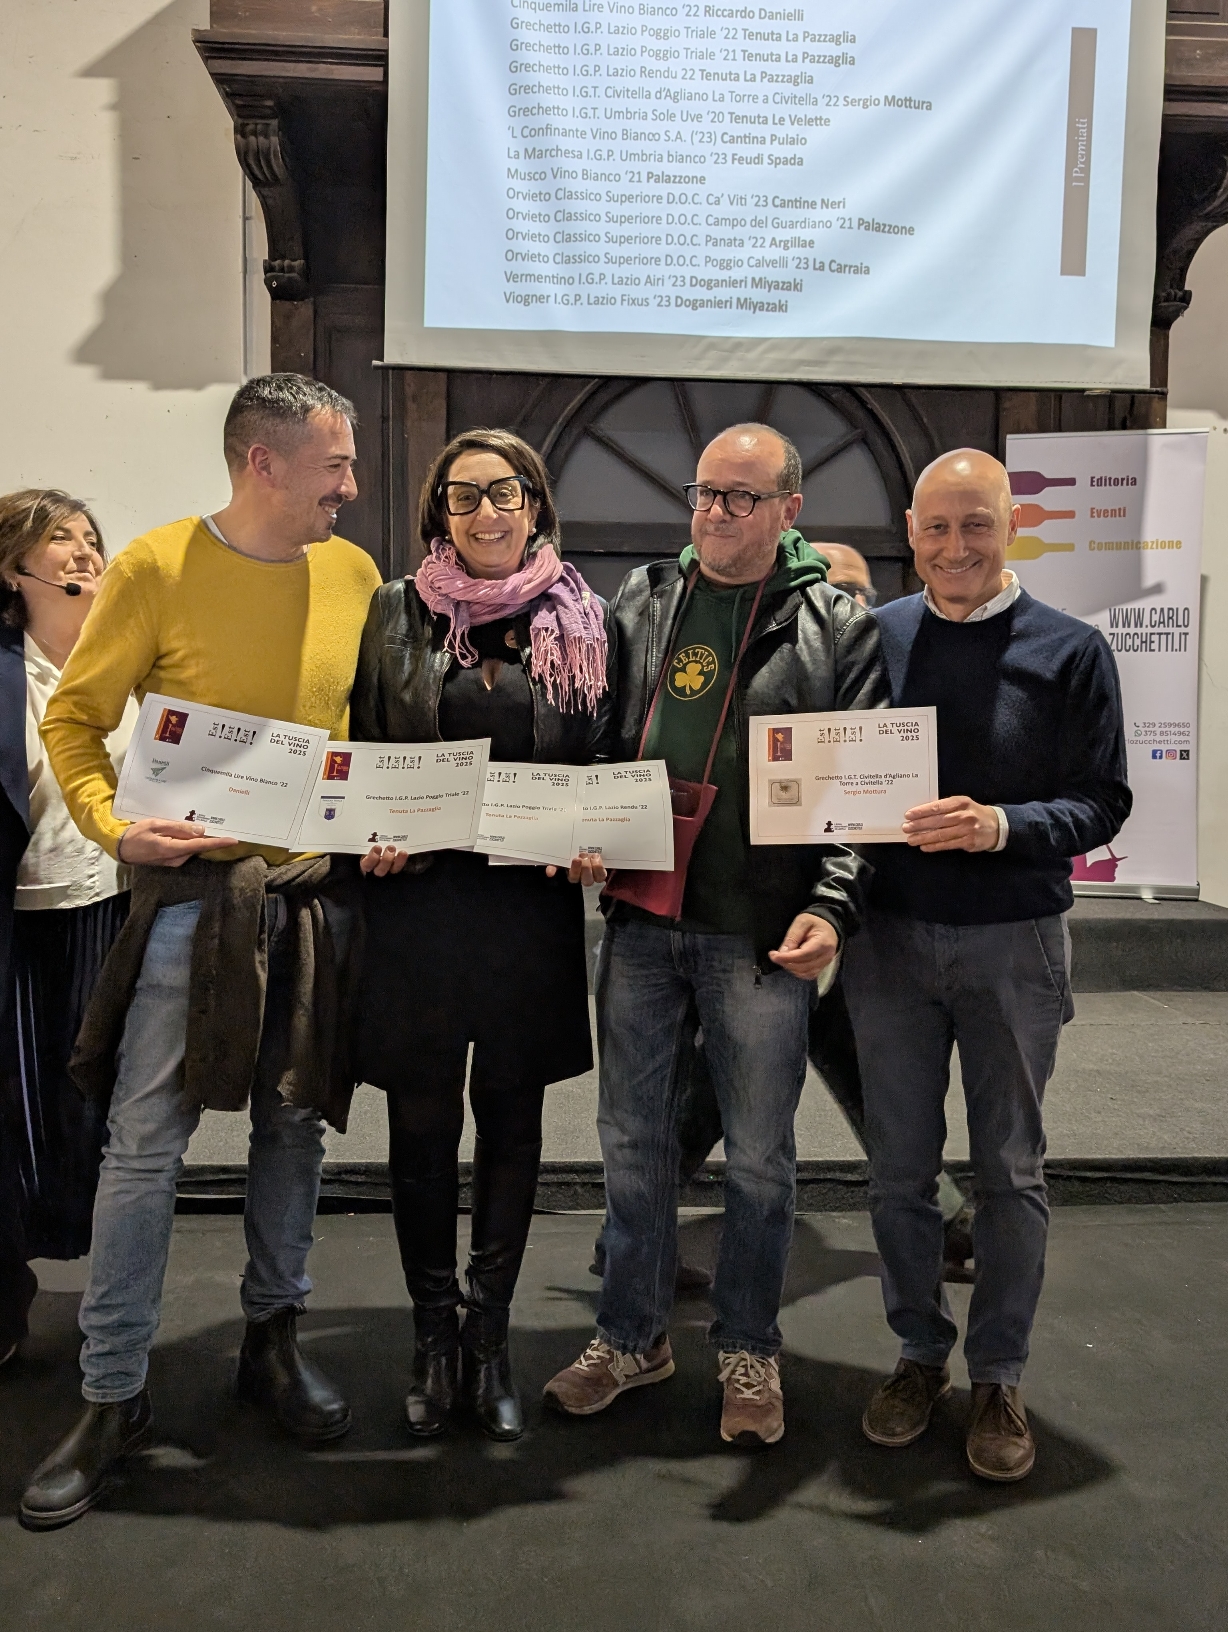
[
  {"xmin": 683, "ymin": 483, "xmax": 792, "ymax": 519},
  {"xmin": 442, "ymin": 476, "xmax": 536, "ymax": 516},
  {"xmin": 829, "ymin": 579, "xmax": 879, "ymax": 607}
]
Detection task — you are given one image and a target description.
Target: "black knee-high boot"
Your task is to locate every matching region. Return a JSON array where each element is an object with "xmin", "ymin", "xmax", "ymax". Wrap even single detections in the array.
[
  {"xmin": 461, "ymin": 1134, "xmax": 541, "ymax": 1441},
  {"xmin": 391, "ymin": 1171, "xmax": 463, "ymax": 1437}
]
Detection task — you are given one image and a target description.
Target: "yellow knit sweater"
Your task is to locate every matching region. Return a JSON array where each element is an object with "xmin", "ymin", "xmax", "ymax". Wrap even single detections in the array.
[{"xmin": 42, "ymin": 517, "xmax": 383, "ymax": 863}]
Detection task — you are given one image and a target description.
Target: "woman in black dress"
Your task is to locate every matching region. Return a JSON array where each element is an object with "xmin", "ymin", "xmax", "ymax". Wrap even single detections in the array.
[
  {"xmin": 0, "ymin": 491, "xmax": 136, "ymax": 1363},
  {"xmin": 351, "ymin": 430, "xmax": 613, "ymax": 1441}
]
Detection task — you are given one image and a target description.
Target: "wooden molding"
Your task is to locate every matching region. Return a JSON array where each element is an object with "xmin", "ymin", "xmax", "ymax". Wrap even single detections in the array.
[{"xmin": 231, "ymin": 112, "xmax": 308, "ymax": 301}]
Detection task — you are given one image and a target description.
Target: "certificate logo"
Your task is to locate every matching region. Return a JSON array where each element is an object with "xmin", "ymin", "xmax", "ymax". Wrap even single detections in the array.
[
  {"xmin": 769, "ymin": 779, "xmax": 801, "ymax": 805},
  {"xmin": 668, "ymin": 645, "xmax": 718, "ymax": 701},
  {"xmin": 154, "ymin": 707, "xmax": 189, "ymax": 745},
  {"xmin": 767, "ymin": 727, "xmax": 793, "ymax": 763},
  {"xmin": 323, "ymin": 751, "xmax": 352, "ymax": 782},
  {"xmin": 319, "ymin": 796, "xmax": 344, "ymax": 821}
]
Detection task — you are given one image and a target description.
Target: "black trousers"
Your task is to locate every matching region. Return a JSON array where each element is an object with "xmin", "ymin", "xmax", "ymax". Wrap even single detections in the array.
[{"xmin": 386, "ymin": 1043, "xmax": 546, "ymax": 1316}]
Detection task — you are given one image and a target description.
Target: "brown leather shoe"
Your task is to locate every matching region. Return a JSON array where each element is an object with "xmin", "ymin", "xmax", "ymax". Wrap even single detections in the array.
[
  {"xmin": 543, "ymin": 1335, "xmax": 674, "ymax": 1415},
  {"xmin": 862, "ymin": 1358, "xmax": 952, "ymax": 1447},
  {"xmin": 718, "ymin": 1351, "xmax": 784, "ymax": 1446},
  {"xmin": 966, "ymin": 1383, "xmax": 1035, "ymax": 1481}
]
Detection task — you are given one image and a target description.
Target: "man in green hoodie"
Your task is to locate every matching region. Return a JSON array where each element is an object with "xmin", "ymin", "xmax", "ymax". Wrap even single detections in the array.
[{"xmin": 545, "ymin": 425, "xmax": 890, "ymax": 1447}]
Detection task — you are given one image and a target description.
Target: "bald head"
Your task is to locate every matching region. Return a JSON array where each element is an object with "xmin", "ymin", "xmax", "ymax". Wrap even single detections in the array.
[
  {"xmin": 914, "ymin": 448, "xmax": 1014, "ymax": 521},
  {"xmin": 906, "ymin": 447, "xmax": 1019, "ymax": 621}
]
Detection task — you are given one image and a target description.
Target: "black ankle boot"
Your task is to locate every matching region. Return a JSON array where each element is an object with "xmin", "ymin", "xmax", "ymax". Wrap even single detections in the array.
[
  {"xmin": 236, "ymin": 1307, "xmax": 351, "ymax": 1443},
  {"xmin": 461, "ymin": 1305, "xmax": 523, "ymax": 1441},
  {"xmin": 405, "ymin": 1305, "xmax": 461, "ymax": 1437},
  {"xmin": 20, "ymin": 1390, "xmax": 152, "ymax": 1531}
]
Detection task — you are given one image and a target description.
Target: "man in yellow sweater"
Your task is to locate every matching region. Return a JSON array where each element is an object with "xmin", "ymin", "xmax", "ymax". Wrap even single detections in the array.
[{"xmin": 21, "ymin": 375, "xmax": 382, "ymax": 1531}]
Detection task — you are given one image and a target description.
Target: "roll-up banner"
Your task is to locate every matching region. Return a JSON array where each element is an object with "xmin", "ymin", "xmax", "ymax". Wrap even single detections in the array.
[{"xmin": 1005, "ymin": 428, "xmax": 1206, "ymax": 897}]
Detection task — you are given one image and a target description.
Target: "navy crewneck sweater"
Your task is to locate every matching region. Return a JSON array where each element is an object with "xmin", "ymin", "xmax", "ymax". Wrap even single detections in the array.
[{"xmin": 869, "ymin": 589, "xmax": 1132, "ymax": 925}]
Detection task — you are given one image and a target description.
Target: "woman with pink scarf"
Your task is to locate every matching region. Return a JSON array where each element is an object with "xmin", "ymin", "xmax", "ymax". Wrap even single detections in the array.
[{"xmin": 350, "ymin": 429, "xmax": 613, "ymax": 1444}]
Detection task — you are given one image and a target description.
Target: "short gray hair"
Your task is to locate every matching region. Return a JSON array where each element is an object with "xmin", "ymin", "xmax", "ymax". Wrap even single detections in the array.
[
  {"xmin": 720, "ymin": 423, "xmax": 802, "ymax": 493},
  {"xmin": 223, "ymin": 373, "xmax": 357, "ymax": 470}
]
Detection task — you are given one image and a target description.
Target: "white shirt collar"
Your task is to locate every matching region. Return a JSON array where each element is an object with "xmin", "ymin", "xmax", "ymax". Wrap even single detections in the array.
[
  {"xmin": 23, "ymin": 630, "xmax": 61, "ymax": 682},
  {"xmin": 923, "ymin": 570, "xmax": 1021, "ymax": 624}
]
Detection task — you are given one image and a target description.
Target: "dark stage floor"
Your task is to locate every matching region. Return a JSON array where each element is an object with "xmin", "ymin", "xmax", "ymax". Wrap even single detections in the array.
[{"xmin": 2, "ymin": 1207, "xmax": 1226, "ymax": 1632}]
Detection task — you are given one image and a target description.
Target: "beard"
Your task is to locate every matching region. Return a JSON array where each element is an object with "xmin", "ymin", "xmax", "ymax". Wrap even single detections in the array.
[{"xmin": 693, "ymin": 526, "xmax": 774, "ymax": 582}]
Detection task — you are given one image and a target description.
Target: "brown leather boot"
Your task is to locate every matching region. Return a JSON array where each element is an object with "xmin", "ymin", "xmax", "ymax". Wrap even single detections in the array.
[
  {"xmin": 966, "ymin": 1383, "xmax": 1035, "ymax": 1481},
  {"xmin": 862, "ymin": 1358, "xmax": 952, "ymax": 1447}
]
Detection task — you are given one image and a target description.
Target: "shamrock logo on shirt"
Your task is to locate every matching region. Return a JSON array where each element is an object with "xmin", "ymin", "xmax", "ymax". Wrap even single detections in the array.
[{"xmin": 668, "ymin": 644, "xmax": 719, "ymax": 701}]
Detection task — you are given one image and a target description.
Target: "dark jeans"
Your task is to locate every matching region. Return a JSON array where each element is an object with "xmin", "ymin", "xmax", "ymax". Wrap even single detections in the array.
[
  {"xmin": 844, "ymin": 909, "xmax": 1073, "ymax": 1386},
  {"xmin": 595, "ymin": 918, "xmax": 812, "ymax": 1357}
]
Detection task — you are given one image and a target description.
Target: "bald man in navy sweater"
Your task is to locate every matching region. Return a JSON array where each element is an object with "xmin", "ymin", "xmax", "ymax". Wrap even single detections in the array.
[{"xmin": 847, "ymin": 449, "xmax": 1131, "ymax": 1484}]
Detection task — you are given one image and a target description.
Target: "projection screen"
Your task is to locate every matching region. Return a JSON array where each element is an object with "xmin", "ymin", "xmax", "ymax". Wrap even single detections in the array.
[{"xmin": 384, "ymin": 0, "xmax": 1166, "ymax": 388}]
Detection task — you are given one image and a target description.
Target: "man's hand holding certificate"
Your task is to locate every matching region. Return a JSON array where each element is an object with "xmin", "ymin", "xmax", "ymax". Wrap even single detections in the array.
[{"xmin": 749, "ymin": 708, "xmax": 939, "ymax": 845}]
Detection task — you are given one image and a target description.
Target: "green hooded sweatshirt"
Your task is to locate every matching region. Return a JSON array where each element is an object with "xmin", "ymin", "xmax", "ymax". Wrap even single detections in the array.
[{"xmin": 641, "ymin": 531, "xmax": 829, "ymax": 935}]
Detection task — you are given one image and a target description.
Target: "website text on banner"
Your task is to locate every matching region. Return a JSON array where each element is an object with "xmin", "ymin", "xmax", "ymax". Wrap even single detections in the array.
[
  {"xmin": 384, "ymin": 0, "xmax": 1165, "ymax": 387},
  {"xmin": 1005, "ymin": 428, "xmax": 1206, "ymax": 896}
]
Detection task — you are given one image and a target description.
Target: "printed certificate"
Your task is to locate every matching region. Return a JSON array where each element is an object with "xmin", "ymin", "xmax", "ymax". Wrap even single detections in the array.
[
  {"xmin": 749, "ymin": 709, "xmax": 939, "ymax": 845},
  {"xmin": 576, "ymin": 761, "xmax": 674, "ymax": 872},
  {"xmin": 474, "ymin": 760, "xmax": 675, "ymax": 869},
  {"xmin": 291, "ymin": 739, "xmax": 490, "ymax": 855},
  {"xmin": 113, "ymin": 694, "xmax": 329, "ymax": 847},
  {"xmin": 474, "ymin": 763, "xmax": 579, "ymax": 867}
]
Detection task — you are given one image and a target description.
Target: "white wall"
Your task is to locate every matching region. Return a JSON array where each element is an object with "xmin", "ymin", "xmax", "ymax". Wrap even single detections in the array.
[{"xmin": 0, "ymin": 0, "xmax": 268, "ymax": 550}]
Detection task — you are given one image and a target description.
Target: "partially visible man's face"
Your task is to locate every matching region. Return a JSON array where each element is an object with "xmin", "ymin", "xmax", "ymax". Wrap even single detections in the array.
[
  {"xmin": 690, "ymin": 431, "xmax": 802, "ymax": 586},
  {"xmin": 258, "ymin": 411, "xmax": 359, "ymax": 544},
  {"xmin": 907, "ymin": 451, "xmax": 1017, "ymax": 620},
  {"xmin": 820, "ymin": 542, "xmax": 873, "ymax": 607}
]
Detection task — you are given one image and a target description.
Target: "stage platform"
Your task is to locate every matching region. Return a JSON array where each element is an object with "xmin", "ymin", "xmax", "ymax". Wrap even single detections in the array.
[
  {"xmin": 579, "ymin": 896, "xmax": 1228, "ymax": 992},
  {"xmin": 3, "ymin": 1207, "xmax": 1225, "ymax": 1632},
  {"xmin": 179, "ymin": 987, "xmax": 1228, "ymax": 1208},
  {"xmin": 1066, "ymin": 898, "xmax": 1228, "ymax": 991}
]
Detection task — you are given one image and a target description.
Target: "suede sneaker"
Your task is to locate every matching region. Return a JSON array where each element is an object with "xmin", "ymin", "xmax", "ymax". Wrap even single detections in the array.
[
  {"xmin": 862, "ymin": 1359, "xmax": 952, "ymax": 1447},
  {"xmin": 543, "ymin": 1335, "xmax": 674, "ymax": 1415},
  {"xmin": 718, "ymin": 1351, "xmax": 784, "ymax": 1446},
  {"xmin": 966, "ymin": 1383, "xmax": 1035, "ymax": 1481}
]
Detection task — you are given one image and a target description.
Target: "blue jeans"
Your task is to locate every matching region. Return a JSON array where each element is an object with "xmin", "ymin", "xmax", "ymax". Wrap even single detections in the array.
[
  {"xmin": 595, "ymin": 917, "xmax": 812, "ymax": 1357},
  {"xmin": 843, "ymin": 909, "xmax": 1073, "ymax": 1388},
  {"xmin": 79, "ymin": 900, "xmax": 327, "ymax": 1403}
]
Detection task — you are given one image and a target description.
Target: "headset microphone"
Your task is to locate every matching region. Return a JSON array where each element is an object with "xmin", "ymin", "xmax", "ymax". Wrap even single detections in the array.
[{"xmin": 16, "ymin": 567, "xmax": 83, "ymax": 598}]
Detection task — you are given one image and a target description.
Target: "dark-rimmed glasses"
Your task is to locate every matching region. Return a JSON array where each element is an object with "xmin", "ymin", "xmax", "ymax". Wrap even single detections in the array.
[
  {"xmin": 442, "ymin": 476, "xmax": 535, "ymax": 516},
  {"xmin": 683, "ymin": 483, "xmax": 792, "ymax": 518}
]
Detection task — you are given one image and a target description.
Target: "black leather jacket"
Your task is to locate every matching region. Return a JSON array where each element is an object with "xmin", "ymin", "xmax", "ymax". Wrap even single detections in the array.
[
  {"xmin": 349, "ymin": 578, "xmax": 618, "ymax": 761},
  {"xmin": 608, "ymin": 559, "xmax": 891, "ymax": 963}
]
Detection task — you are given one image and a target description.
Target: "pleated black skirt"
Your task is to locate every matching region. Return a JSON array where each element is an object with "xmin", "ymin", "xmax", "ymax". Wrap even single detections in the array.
[{"xmin": 0, "ymin": 893, "xmax": 129, "ymax": 1260}]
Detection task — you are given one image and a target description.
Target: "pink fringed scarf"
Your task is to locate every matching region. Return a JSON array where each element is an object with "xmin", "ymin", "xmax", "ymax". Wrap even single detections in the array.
[{"xmin": 414, "ymin": 538, "xmax": 607, "ymax": 713}]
